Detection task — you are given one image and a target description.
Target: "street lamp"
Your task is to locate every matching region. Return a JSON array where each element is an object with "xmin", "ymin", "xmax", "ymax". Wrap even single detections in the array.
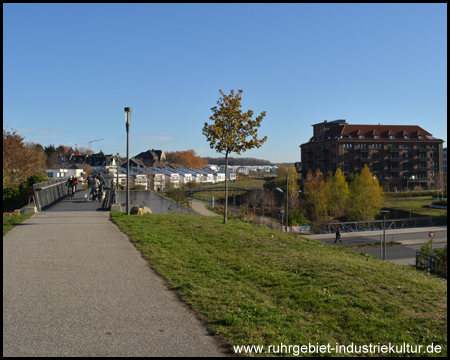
[
  {"xmin": 380, "ymin": 210, "xmax": 389, "ymax": 260},
  {"xmin": 125, "ymin": 107, "xmax": 132, "ymax": 215},
  {"xmin": 275, "ymin": 187, "xmax": 301, "ymax": 232},
  {"xmin": 275, "ymin": 187, "xmax": 287, "ymax": 230},
  {"xmin": 407, "ymin": 175, "xmax": 415, "ymax": 219}
]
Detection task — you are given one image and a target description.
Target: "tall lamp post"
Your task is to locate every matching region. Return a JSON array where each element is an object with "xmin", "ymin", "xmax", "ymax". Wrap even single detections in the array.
[
  {"xmin": 125, "ymin": 107, "xmax": 132, "ymax": 215},
  {"xmin": 275, "ymin": 187, "xmax": 301, "ymax": 232},
  {"xmin": 380, "ymin": 210, "xmax": 389, "ymax": 260},
  {"xmin": 407, "ymin": 175, "xmax": 415, "ymax": 219}
]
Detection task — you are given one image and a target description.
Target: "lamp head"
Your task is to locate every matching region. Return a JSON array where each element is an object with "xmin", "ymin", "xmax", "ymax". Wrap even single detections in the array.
[{"xmin": 124, "ymin": 107, "xmax": 132, "ymax": 126}]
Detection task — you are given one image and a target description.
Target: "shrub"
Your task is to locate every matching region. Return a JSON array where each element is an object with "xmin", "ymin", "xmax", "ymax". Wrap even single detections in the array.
[
  {"xmin": 432, "ymin": 199, "xmax": 447, "ymax": 207},
  {"xmin": 167, "ymin": 188, "xmax": 190, "ymax": 208},
  {"xmin": 418, "ymin": 240, "xmax": 447, "ymax": 275},
  {"xmin": 2, "ymin": 174, "xmax": 48, "ymax": 212},
  {"xmin": 287, "ymin": 209, "xmax": 309, "ymax": 226}
]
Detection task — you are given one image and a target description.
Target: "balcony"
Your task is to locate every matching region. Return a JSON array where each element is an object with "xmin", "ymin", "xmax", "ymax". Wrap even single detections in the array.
[
  {"xmin": 388, "ymin": 147, "xmax": 401, "ymax": 152},
  {"xmin": 417, "ymin": 157, "xmax": 430, "ymax": 162},
  {"xmin": 389, "ymin": 157, "xmax": 402, "ymax": 162},
  {"xmin": 359, "ymin": 157, "xmax": 371, "ymax": 162},
  {"xmin": 359, "ymin": 148, "xmax": 370, "ymax": 153}
]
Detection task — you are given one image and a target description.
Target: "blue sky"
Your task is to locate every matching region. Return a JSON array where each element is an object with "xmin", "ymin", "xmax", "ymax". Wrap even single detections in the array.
[{"xmin": 3, "ymin": 3, "xmax": 447, "ymax": 163}]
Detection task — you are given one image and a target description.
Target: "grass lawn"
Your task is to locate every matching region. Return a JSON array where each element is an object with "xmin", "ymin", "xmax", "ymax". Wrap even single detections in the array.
[
  {"xmin": 383, "ymin": 196, "xmax": 447, "ymax": 225},
  {"xmin": 3, "ymin": 212, "xmax": 34, "ymax": 236},
  {"xmin": 110, "ymin": 211, "xmax": 447, "ymax": 357}
]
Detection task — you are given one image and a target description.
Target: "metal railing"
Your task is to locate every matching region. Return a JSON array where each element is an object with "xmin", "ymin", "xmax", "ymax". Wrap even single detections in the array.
[
  {"xmin": 32, "ymin": 178, "xmax": 68, "ymax": 211},
  {"xmin": 326, "ymin": 217, "xmax": 433, "ymax": 233}
]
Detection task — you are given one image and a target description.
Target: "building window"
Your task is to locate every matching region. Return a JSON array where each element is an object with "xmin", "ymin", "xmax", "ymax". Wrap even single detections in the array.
[
  {"xmin": 418, "ymin": 135, "xmax": 423, "ymax": 140},
  {"xmin": 358, "ymin": 135, "xmax": 364, "ymax": 139},
  {"xmin": 389, "ymin": 135, "xmax": 394, "ymax": 139},
  {"xmin": 374, "ymin": 135, "xmax": 379, "ymax": 139},
  {"xmin": 404, "ymin": 135, "xmax": 409, "ymax": 139}
]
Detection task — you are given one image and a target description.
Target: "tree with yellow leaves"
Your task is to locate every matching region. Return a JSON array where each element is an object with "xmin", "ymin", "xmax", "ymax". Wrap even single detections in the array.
[
  {"xmin": 303, "ymin": 169, "xmax": 327, "ymax": 222},
  {"xmin": 276, "ymin": 164, "xmax": 300, "ymax": 199},
  {"xmin": 202, "ymin": 90, "xmax": 267, "ymax": 224},
  {"xmin": 346, "ymin": 165, "xmax": 385, "ymax": 221},
  {"xmin": 325, "ymin": 168, "xmax": 349, "ymax": 218}
]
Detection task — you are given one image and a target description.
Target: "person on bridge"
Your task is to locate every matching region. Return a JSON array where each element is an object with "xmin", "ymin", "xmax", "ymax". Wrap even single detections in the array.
[
  {"xmin": 334, "ymin": 227, "xmax": 342, "ymax": 244},
  {"xmin": 90, "ymin": 175, "xmax": 100, "ymax": 202},
  {"xmin": 72, "ymin": 175, "xmax": 79, "ymax": 196},
  {"xmin": 97, "ymin": 172, "xmax": 106, "ymax": 200},
  {"xmin": 66, "ymin": 176, "xmax": 75, "ymax": 200}
]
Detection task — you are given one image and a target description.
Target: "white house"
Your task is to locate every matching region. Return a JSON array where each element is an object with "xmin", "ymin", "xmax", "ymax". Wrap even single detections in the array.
[
  {"xmin": 210, "ymin": 170, "xmax": 226, "ymax": 183},
  {"xmin": 227, "ymin": 170, "xmax": 237, "ymax": 181},
  {"xmin": 178, "ymin": 169, "xmax": 201, "ymax": 184},
  {"xmin": 195, "ymin": 169, "xmax": 215, "ymax": 183},
  {"xmin": 172, "ymin": 169, "xmax": 193, "ymax": 184},
  {"xmin": 45, "ymin": 168, "xmax": 84, "ymax": 181},
  {"xmin": 154, "ymin": 168, "xmax": 180, "ymax": 188}
]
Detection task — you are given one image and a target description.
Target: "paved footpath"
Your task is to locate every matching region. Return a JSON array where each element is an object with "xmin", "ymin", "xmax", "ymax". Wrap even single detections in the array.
[
  {"xmin": 3, "ymin": 209, "xmax": 227, "ymax": 356},
  {"xmin": 190, "ymin": 199, "xmax": 220, "ymax": 217}
]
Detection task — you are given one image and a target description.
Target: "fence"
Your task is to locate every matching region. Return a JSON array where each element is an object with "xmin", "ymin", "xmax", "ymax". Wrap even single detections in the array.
[
  {"xmin": 32, "ymin": 178, "xmax": 68, "ymax": 211},
  {"xmin": 416, "ymin": 251, "xmax": 447, "ymax": 278},
  {"xmin": 326, "ymin": 217, "xmax": 433, "ymax": 234}
]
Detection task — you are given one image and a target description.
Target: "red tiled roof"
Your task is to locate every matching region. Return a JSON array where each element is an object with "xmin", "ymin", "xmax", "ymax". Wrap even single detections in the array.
[{"xmin": 331, "ymin": 124, "xmax": 441, "ymax": 141}]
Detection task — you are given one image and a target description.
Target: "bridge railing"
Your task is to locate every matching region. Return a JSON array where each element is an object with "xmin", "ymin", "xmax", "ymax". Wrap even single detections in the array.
[
  {"xmin": 326, "ymin": 217, "xmax": 433, "ymax": 233},
  {"xmin": 32, "ymin": 178, "xmax": 68, "ymax": 211}
]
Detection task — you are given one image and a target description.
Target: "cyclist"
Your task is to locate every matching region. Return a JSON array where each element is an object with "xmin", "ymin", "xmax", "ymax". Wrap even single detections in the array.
[
  {"xmin": 66, "ymin": 176, "xmax": 75, "ymax": 199},
  {"xmin": 72, "ymin": 175, "xmax": 79, "ymax": 197}
]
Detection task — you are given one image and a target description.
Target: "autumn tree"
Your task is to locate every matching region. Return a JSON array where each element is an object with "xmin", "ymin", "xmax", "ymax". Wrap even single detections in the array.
[
  {"xmin": 303, "ymin": 169, "xmax": 327, "ymax": 222},
  {"xmin": 325, "ymin": 168, "xmax": 349, "ymax": 219},
  {"xmin": 276, "ymin": 164, "xmax": 300, "ymax": 200},
  {"xmin": 244, "ymin": 189, "xmax": 261, "ymax": 214},
  {"xmin": 346, "ymin": 165, "xmax": 385, "ymax": 221},
  {"xmin": 3, "ymin": 130, "xmax": 46, "ymax": 188},
  {"xmin": 260, "ymin": 188, "xmax": 275, "ymax": 217},
  {"xmin": 165, "ymin": 149, "xmax": 209, "ymax": 168},
  {"xmin": 202, "ymin": 89, "xmax": 267, "ymax": 224}
]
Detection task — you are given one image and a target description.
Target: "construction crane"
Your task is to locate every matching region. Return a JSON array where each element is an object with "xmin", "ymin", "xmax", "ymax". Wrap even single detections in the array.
[
  {"xmin": 69, "ymin": 143, "xmax": 79, "ymax": 153},
  {"xmin": 89, "ymin": 138, "xmax": 104, "ymax": 155}
]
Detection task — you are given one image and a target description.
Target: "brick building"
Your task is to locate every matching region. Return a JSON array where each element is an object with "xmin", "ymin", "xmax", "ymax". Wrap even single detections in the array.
[{"xmin": 300, "ymin": 119, "xmax": 444, "ymax": 191}]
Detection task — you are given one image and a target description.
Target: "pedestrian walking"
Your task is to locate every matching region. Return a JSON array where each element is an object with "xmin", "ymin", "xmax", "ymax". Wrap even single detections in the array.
[
  {"xmin": 97, "ymin": 172, "xmax": 106, "ymax": 200},
  {"xmin": 90, "ymin": 175, "xmax": 100, "ymax": 202},
  {"xmin": 334, "ymin": 227, "xmax": 342, "ymax": 244},
  {"xmin": 87, "ymin": 174, "xmax": 92, "ymax": 190}
]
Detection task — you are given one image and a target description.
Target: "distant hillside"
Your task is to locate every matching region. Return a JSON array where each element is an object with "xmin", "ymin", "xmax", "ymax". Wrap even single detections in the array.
[{"xmin": 204, "ymin": 157, "xmax": 273, "ymax": 166}]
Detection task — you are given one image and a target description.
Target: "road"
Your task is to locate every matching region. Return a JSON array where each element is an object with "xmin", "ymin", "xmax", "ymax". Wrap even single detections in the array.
[
  {"xmin": 352, "ymin": 243, "xmax": 447, "ymax": 265},
  {"xmin": 307, "ymin": 227, "xmax": 447, "ymax": 266}
]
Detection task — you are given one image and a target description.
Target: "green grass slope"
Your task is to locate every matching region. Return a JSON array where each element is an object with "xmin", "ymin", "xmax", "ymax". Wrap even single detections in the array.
[{"xmin": 110, "ymin": 212, "xmax": 447, "ymax": 357}]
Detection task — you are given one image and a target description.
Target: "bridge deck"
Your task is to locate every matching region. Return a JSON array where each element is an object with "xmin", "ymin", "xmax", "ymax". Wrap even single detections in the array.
[{"xmin": 46, "ymin": 189, "xmax": 106, "ymax": 211}]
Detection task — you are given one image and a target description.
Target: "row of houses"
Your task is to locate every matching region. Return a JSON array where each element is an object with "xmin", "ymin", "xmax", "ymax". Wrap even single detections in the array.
[
  {"xmin": 121, "ymin": 166, "xmax": 236, "ymax": 191},
  {"xmin": 46, "ymin": 152, "xmax": 237, "ymax": 190}
]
